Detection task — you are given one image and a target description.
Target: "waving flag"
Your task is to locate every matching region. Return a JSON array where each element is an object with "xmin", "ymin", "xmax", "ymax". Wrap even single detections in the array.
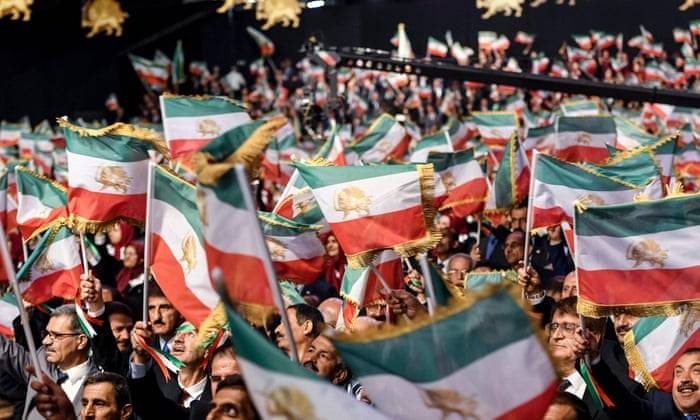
[
  {"xmin": 575, "ymin": 193, "xmax": 700, "ymax": 318},
  {"xmin": 315, "ymin": 126, "xmax": 347, "ymax": 166},
  {"xmin": 261, "ymin": 119, "xmax": 308, "ymax": 184},
  {"xmin": 160, "ymin": 95, "xmax": 251, "ymax": 158},
  {"xmin": 623, "ymin": 308, "xmax": 700, "ymax": 392},
  {"xmin": 345, "ymin": 114, "xmax": 409, "ymax": 164},
  {"xmin": 426, "ymin": 37, "xmax": 448, "ymax": 58},
  {"xmin": 553, "ymin": 116, "xmax": 616, "ymax": 163},
  {"xmin": 560, "ymin": 100, "xmax": 599, "ymax": 117},
  {"xmin": 15, "ymin": 166, "xmax": 68, "ymax": 241},
  {"xmin": 515, "ymin": 31, "xmax": 534, "ymax": 45},
  {"xmin": 0, "ymin": 294, "xmax": 19, "ymax": 338},
  {"xmin": 614, "ymin": 117, "xmax": 657, "ymax": 150},
  {"xmin": 295, "ymin": 162, "xmax": 439, "ymax": 268},
  {"xmin": 246, "ymin": 26, "xmax": 275, "ymax": 57},
  {"xmin": 60, "ymin": 118, "xmax": 167, "ymax": 231},
  {"xmin": 150, "ymin": 165, "xmax": 218, "ymax": 327},
  {"xmin": 472, "ymin": 112, "xmax": 518, "ymax": 148},
  {"xmin": 332, "ymin": 287, "xmax": 558, "ymax": 419},
  {"xmin": 492, "ymin": 134, "xmax": 530, "ymax": 210},
  {"xmin": 0, "ymin": 173, "xmax": 18, "ymax": 233},
  {"xmin": 0, "ymin": 122, "xmax": 23, "ymax": 147},
  {"xmin": 444, "ymin": 118, "xmax": 475, "ymax": 151},
  {"xmin": 128, "ymin": 54, "xmax": 169, "ymax": 92},
  {"xmin": 427, "ymin": 150, "xmax": 488, "ymax": 217},
  {"xmin": 171, "ymin": 40, "xmax": 185, "ymax": 86},
  {"xmin": 410, "ymin": 131, "xmax": 453, "ymax": 163}
]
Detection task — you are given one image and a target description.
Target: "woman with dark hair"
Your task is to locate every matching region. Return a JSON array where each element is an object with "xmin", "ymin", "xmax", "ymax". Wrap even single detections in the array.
[
  {"xmin": 115, "ymin": 241, "xmax": 144, "ymax": 295},
  {"xmin": 322, "ymin": 235, "xmax": 345, "ymax": 292}
]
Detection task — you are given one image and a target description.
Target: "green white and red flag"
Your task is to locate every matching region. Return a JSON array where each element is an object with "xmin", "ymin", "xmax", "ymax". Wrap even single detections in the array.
[
  {"xmin": 472, "ymin": 112, "xmax": 518, "ymax": 148},
  {"xmin": 15, "ymin": 166, "xmax": 68, "ymax": 241},
  {"xmin": 641, "ymin": 42, "xmax": 664, "ymax": 58},
  {"xmin": 478, "ymin": 31, "xmax": 497, "ymax": 51},
  {"xmin": 673, "ymin": 28, "xmax": 692, "ymax": 44},
  {"xmin": 523, "ymin": 124, "xmax": 556, "ymax": 159},
  {"xmin": 17, "ymin": 224, "xmax": 82, "ymax": 305},
  {"xmin": 572, "ymin": 34, "xmax": 593, "ymax": 50},
  {"xmin": 560, "ymin": 100, "xmax": 599, "ymax": 117},
  {"xmin": 261, "ymin": 119, "xmax": 308, "ymax": 184},
  {"xmin": 574, "ymin": 193, "xmax": 700, "ymax": 317},
  {"xmin": 627, "ymin": 35, "xmax": 645, "ymax": 49},
  {"xmin": 530, "ymin": 152, "xmax": 663, "ymax": 230},
  {"xmin": 596, "ymin": 33, "xmax": 616, "ymax": 49},
  {"xmin": 674, "ymin": 141, "xmax": 700, "ymax": 180},
  {"xmin": 444, "ymin": 117, "xmax": 475, "ymax": 150},
  {"xmin": 553, "ymin": 116, "xmax": 615, "ymax": 163},
  {"xmin": 61, "ymin": 119, "xmax": 166, "ymax": 231},
  {"xmin": 515, "ymin": 31, "xmax": 534, "ymax": 45},
  {"xmin": 691, "ymin": 19, "xmax": 700, "ymax": 36},
  {"xmin": 332, "ymin": 287, "xmax": 558, "ymax": 419},
  {"xmin": 128, "ymin": 54, "xmax": 169, "ymax": 92},
  {"xmin": 684, "ymin": 58, "xmax": 700, "ymax": 77},
  {"xmin": 492, "ymin": 134, "xmax": 530, "ymax": 210},
  {"xmin": 0, "ymin": 173, "xmax": 18, "ymax": 233},
  {"xmin": 451, "ymin": 42, "xmax": 473, "ymax": 65},
  {"xmin": 315, "ymin": 125, "xmax": 347, "ymax": 166},
  {"xmin": 246, "ymin": 26, "xmax": 275, "ymax": 57},
  {"xmin": 0, "ymin": 293, "xmax": 19, "ymax": 338},
  {"xmin": 171, "ymin": 40, "xmax": 185, "ymax": 86},
  {"xmin": 614, "ymin": 116, "xmax": 657, "ymax": 150},
  {"xmin": 160, "ymin": 95, "xmax": 251, "ymax": 158},
  {"xmin": 345, "ymin": 114, "xmax": 409, "ymax": 163},
  {"xmin": 272, "ymin": 170, "xmax": 331, "ymax": 237},
  {"xmin": 426, "ymin": 37, "xmax": 448, "ymax": 58},
  {"xmin": 623, "ymin": 308, "xmax": 700, "ymax": 392},
  {"xmin": 410, "ymin": 131, "xmax": 453, "ymax": 163},
  {"xmin": 294, "ymin": 162, "xmax": 439, "ymax": 268},
  {"xmin": 0, "ymin": 122, "xmax": 24, "ymax": 147},
  {"xmin": 427, "ymin": 150, "xmax": 488, "ymax": 217},
  {"xmin": 149, "ymin": 165, "xmax": 218, "ymax": 328},
  {"xmin": 566, "ymin": 46, "xmax": 592, "ymax": 61},
  {"xmin": 644, "ymin": 62, "xmax": 666, "ymax": 82},
  {"xmin": 396, "ymin": 23, "xmax": 415, "ymax": 59},
  {"xmin": 491, "ymin": 35, "xmax": 510, "ymax": 52},
  {"xmin": 647, "ymin": 134, "xmax": 678, "ymax": 187},
  {"xmin": 258, "ymin": 212, "xmax": 325, "ymax": 284}
]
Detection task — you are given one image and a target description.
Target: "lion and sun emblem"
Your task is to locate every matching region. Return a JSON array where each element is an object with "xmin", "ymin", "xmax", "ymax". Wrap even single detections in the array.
[{"xmin": 333, "ymin": 186, "xmax": 372, "ymax": 220}]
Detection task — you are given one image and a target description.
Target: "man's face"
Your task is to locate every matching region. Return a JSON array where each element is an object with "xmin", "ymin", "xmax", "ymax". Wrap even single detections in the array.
[
  {"xmin": 274, "ymin": 308, "xmax": 305, "ymax": 353},
  {"xmin": 365, "ymin": 301, "xmax": 387, "ymax": 322},
  {"xmin": 612, "ymin": 312, "xmax": 640, "ymax": 345},
  {"xmin": 561, "ymin": 273, "xmax": 578, "ymax": 299},
  {"xmin": 547, "ymin": 310, "xmax": 581, "ymax": 367},
  {"xmin": 42, "ymin": 315, "xmax": 87, "ymax": 370},
  {"xmin": 504, "ymin": 232, "xmax": 525, "ymax": 266},
  {"xmin": 81, "ymin": 382, "xmax": 131, "ymax": 420},
  {"xmin": 672, "ymin": 351, "xmax": 700, "ymax": 415},
  {"xmin": 301, "ymin": 335, "xmax": 346, "ymax": 385},
  {"xmin": 447, "ymin": 256, "xmax": 472, "ymax": 288},
  {"xmin": 206, "ymin": 387, "xmax": 257, "ymax": 420},
  {"xmin": 148, "ymin": 296, "xmax": 182, "ymax": 338},
  {"xmin": 509, "ymin": 207, "xmax": 527, "ymax": 231},
  {"xmin": 109, "ymin": 313, "xmax": 134, "ymax": 354},
  {"xmin": 171, "ymin": 327, "xmax": 204, "ymax": 366},
  {"xmin": 210, "ymin": 352, "xmax": 242, "ymax": 396},
  {"xmin": 436, "ymin": 215, "xmax": 451, "ymax": 230}
]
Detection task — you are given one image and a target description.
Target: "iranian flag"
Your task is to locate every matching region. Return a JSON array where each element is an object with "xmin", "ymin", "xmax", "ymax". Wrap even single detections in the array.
[
  {"xmin": 315, "ymin": 126, "xmax": 347, "ymax": 166},
  {"xmin": 492, "ymin": 134, "xmax": 530, "ymax": 210},
  {"xmin": 224, "ymin": 303, "xmax": 387, "ymax": 419},
  {"xmin": 523, "ymin": 124, "xmax": 556, "ymax": 159},
  {"xmin": 261, "ymin": 119, "xmax": 308, "ymax": 184},
  {"xmin": 478, "ymin": 31, "xmax": 497, "ymax": 50},
  {"xmin": 61, "ymin": 119, "xmax": 165, "ymax": 230},
  {"xmin": 273, "ymin": 170, "xmax": 331, "ymax": 237},
  {"xmin": 15, "ymin": 166, "xmax": 69, "ymax": 241},
  {"xmin": 427, "ymin": 150, "xmax": 488, "ymax": 217},
  {"xmin": 444, "ymin": 117, "xmax": 475, "ymax": 151},
  {"xmin": 673, "ymin": 28, "xmax": 692, "ymax": 44},
  {"xmin": 674, "ymin": 142, "xmax": 700, "ymax": 180},
  {"xmin": 623, "ymin": 309, "xmax": 700, "ymax": 392},
  {"xmin": 345, "ymin": 114, "xmax": 409, "ymax": 163},
  {"xmin": 0, "ymin": 122, "xmax": 24, "ymax": 147},
  {"xmin": 332, "ymin": 288, "xmax": 558, "ymax": 419},
  {"xmin": 515, "ymin": 31, "xmax": 534, "ymax": 45},
  {"xmin": 17, "ymin": 224, "xmax": 82, "ymax": 305},
  {"xmin": 246, "ymin": 26, "xmax": 275, "ymax": 57},
  {"xmin": 614, "ymin": 116, "xmax": 657, "ymax": 150},
  {"xmin": 160, "ymin": 95, "xmax": 251, "ymax": 158},
  {"xmin": 691, "ymin": 19, "xmax": 700, "ymax": 36},
  {"xmin": 572, "ymin": 34, "xmax": 593, "ymax": 50},
  {"xmin": 0, "ymin": 294, "xmax": 19, "ymax": 338},
  {"xmin": 574, "ymin": 193, "xmax": 700, "ymax": 317},
  {"xmin": 149, "ymin": 165, "xmax": 218, "ymax": 328},
  {"xmin": 472, "ymin": 112, "xmax": 518, "ymax": 148},
  {"xmin": 128, "ymin": 54, "xmax": 169, "ymax": 92},
  {"xmin": 560, "ymin": 100, "xmax": 599, "ymax": 117},
  {"xmin": 530, "ymin": 152, "xmax": 663, "ymax": 230},
  {"xmin": 295, "ymin": 162, "xmax": 439, "ymax": 268},
  {"xmin": 0, "ymin": 173, "xmax": 18, "ymax": 233},
  {"xmin": 258, "ymin": 212, "xmax": 325, "ymax": 284},
  {"xmin": 426, "ymin": 37, "xmax": 448, "ymax": 58},
  {"xmin": 410, "ymin": 131, "xmax": 453, "ymax": 163},
  {"xmin": 553, "ymin": 116, "xmax": 616, "ymax": 163}
]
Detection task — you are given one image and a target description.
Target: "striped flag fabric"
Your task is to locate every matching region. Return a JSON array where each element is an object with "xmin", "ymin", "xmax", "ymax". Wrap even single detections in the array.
[
  {"xmin": 614, "ymin": 117, "xmax": 657, "ymax": 150},
  {"xmin": 523, "ymin": 124, "xmax": 556, "ymax": 158},
  {"xmin": 530, "ymin": 152, "xmax": 663, "ymax": 230},
  {"xmin": 444, "ymin": 117, "xmax": 475, "ymax": 151},
  {"xmin": 427, "ymin": 150, "xmax": 488, "ymax": 217},
  {"xmin": 0, "ymin": 172, "xmax": 19, "ymax": 234},
  {"xmin": 261, "ymin": 119, "xmax": 308, "ymax": 184},
  {"xmin": 574, "ymin": 193, "xmax": 700, "ymax": 318},
  {"xmin": 258, "ymin": 212, "xmax": 325, "ymax": 284},
  {"xmin": 410, "ymin": 131, "xmax": 453, "ymax": 163},
  {"xmin": 0, "ymin": 121, "xmax": 23, "ymax": 147},
  {"xmin": 472, "ymin": 112, "xmax": 518, "ymax": 148},
  {"xmin": 515, "ymin": 31, "xmax": 534, "ymax": 45},
  {"xmin": 426, "ymin": 37, "xmax": 448, "ymax": 58},
  {"xmin": 171, "ymin": 40, "xmax": 185, "ymax": 86},
  {"xmin": 246, "ymin": 26, "xmax": 275, "ymax": 57},
  {"xmin": 315, "ymin": 126, "xmax": 347, "ymax": 166},
  {"xmin": 149, "ymin": 165, "xmax": 218, "ymax": 328},
  {"xmin": 691, "ymin": 19, "xmax": 700, "ymax": 36},
  {"xmin": 224, "ymin": 303, "xmax": 387, "ymax": 419},
  {"xmin": 160, "ymin": 94, "xmax": 251, "ymax": 158},
  {"xmin": 478, "ymin": 31, "xmax": 497, "ymax": 50},
  {"xmin": 553, "ymin": 116, "xmax": 616, "ymax": 163},
  {"xmin": 572, "ymin": 34, "xmax": 593, "ymax": 50},
  {"xmin": 492, "ymin": 134, "xmax": 530, "ymax": 210},
  {"xmin": 15, "ymin": 166, "xmax": 69, "ymax": 241},
  {"xmin": 60, "ymin": 118, "xmax": 167, "ymax": 231},
  {"xmin": 128, "ymin": 54, "xmax": 169, "ymax": 92},
  {"xmin": 560, "ymin": 100, "xmax": 599, "ymax": 117},
  {"xmin": 272, "ymin": 171, "xmax": 331, "ymax": 238},
  {"xmin": 294, "ymin": 162, "xmax": 440, "ymax": 268},
  {"xmin": 465, "ymin": 270, "xmax": 517, "ymax": 291},
  {"xmin": 345, "ymin": 114, "xmax": 409, "ymax": 163},
  {"xmin": 332, "ymin": 287, "xmax": 558, "ymax": 419},
  {"xmin": 623, "ymin": 307, "xmax": 700, "ymax": 392},
  {"xmin": 0, "ymin": 293, "xmax": 19, "ymax": 338}
]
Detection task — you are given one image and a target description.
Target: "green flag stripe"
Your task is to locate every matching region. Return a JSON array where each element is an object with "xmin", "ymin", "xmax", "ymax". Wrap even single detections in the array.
[
  {"xmin": 346, "ymin": 115, "xmax": 397, "ymax": 153},
  {"xmin": 153, "ymin": 167, "xmax": 202, "ymax": 240},
  {"xmin": 199, "ymin": 120, "xmax": 266, "ymax": 161},
  {"xmin": 630, "ymin": 316, "xmax": 667, "ymax": 343},
  {"xmin": 162, "ymin": 97, "xmax": 246, "ymax": 118},
  {"xmin": 295, "ymin": 162, "xmax": 417, "ymax": 187},
  {"xmin": 204, "ymin": 170, "xmax": 246, "ymax": 210},
  {"xmin": 427, "ymin": 149, "xmax": 474, "ymax": 171},
  {"xmin": 17, "ymin": 170, "xmax": 67, "ymax": 208},
  {"xmin": 558, "ymin": 117, "xmax": 616, "ymax": 134},
  {"xmin": 536, "ymin": 155, "xmax": 632, "ymax": 191},
  {"xmin": 258, "ymin": 212, "xmax": 319, "ymax": 236},
  {"xmin": 65, "ymin": 132, "xmax": 151, "ymax": 162},
  {"xmin": 472, "ymin": 113, "xmax": 517, "ymax": 125}
]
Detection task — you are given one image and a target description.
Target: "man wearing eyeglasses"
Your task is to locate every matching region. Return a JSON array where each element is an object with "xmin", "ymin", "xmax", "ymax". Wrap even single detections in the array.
[{"xmin": 445, "ymin": 253, "xmax": 473, "ymax": 288}]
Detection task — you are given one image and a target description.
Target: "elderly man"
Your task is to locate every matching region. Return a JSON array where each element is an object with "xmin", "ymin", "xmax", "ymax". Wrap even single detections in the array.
[
  {"xmin": 445, "ymin": 253, "xmax": 473, "ymax": 288},
  {"xmin": 274, "ymin": 303, "xmax": 324, "ymax": 358}
]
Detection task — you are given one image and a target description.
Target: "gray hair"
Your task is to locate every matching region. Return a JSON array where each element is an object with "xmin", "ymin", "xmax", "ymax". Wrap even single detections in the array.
[
  {"xmin": 447, "ymin": 253, "xmax": 473, "ymax": 270},
  {"xmin": 50, "ymin": 304, "xmax": 82, "ymax": 333}
]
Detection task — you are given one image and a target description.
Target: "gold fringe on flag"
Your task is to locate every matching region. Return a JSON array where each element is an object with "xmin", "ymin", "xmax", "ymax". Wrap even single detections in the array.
[
  {"xmin": 576, "ymin": 296, "xmax": 700, "ymax": 319},
  {"xmin": 196, "ymin": 301, "xmax": 228, "ymax": 349},
  {"xmin": 235, "ymin": 300, "xmax": 276, "ymax": 327},
  {"xmin": 623, "ymin": 330, "xmax": 659, "ymax": 391},
  {"xmin": 69, "ymin": 214, "xmax": 144, "ymax": 235},
  {"xmin": 257, "ymin": 213, "xmax": 321, "ymax": 231},
  {"xmin": 161, "ymin": 92, "xmax": 248, "ymax": 109}
]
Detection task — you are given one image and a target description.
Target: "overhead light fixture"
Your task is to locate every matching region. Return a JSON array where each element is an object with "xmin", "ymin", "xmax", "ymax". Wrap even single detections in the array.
[{"xmin": 307, "ymin": 0, "xmax": 325, "ymax": 8}]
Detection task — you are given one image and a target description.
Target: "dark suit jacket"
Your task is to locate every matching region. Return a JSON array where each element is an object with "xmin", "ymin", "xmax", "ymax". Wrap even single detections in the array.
[{"xmin": 129, "ymin": 369, "xmax": 212, "ymax": 420}]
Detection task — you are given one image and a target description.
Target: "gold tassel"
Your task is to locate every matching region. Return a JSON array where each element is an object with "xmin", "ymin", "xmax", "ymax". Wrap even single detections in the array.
[
  {"xmin": 668, "ymin": 181, "xmax": 685, "ymax": 197},
  {"xmin": 623, "ymin": 330, "xmax": 658, "ymax": 391},
  {"xmin": 234, "ymin": 301, "xmax": 277, "ymax": 327},
  {"xmin": 576, "ymin": 297, "xmax": 694, "ymax": 319},
  {"xmin": 346, "ymin": 250, "xmax": 379, "ymax": 270},
  {"xmin": 197, "ymin": 161, "xmax": 236, "ymax": 186},
  {"xmin": 573, "ymin": 196, "xmax": 592, "ymax": 213},
  {"xmin": 69, "ymin": 215, "xmax": 144, "ymax": 234},
  {"xmin": 196, "ymin": 301, "xmax": 228, "ymax": 349}
]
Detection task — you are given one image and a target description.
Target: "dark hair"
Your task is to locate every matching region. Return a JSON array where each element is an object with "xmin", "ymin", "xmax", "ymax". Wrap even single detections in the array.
[
  {"xmin": 552, "ymin": 296, "xmax": 578, "ymax": 318},
  {"xmin": 211, "ymin": 340, "xmax": 235, "ymax": 362},
  {"xmin": 289, "ymin": 304, "xmax": 324, "ymax": 338},
  {"xmin": 216, "ymin": 374, "xmax": 246, "ymax": 393},
  {"xmin": 550, "ymin": 391, "xmax": 590, "ymax": 419},
  {"xmin": 682, "ymin": 347, "xmax": 700, "ymax": 357},
  {"xmin": 84, "ymin": 372, "xmax": 131, "ymax": 409},
  {"xmin": 146, "ymin": 280, "xmax": 166, "ymax": 299},
  {"xmin": 105, "ymin": 302, "xmax": 133, "ymax": 321}
]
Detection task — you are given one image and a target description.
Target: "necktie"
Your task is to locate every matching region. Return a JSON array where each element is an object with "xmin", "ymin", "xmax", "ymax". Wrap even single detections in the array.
[
  {"xmin": 686, "ymin": 416, "xmax": 698, "ymax": 420},
  {"xmin": 56, "ymin": 372, "xmax": 69, "ymax": 386},
  {"xmin": 179, "ymin": 389, "xmax": 190, "ymax": 407},
  {"xmin": 558, "ymin": 379, "xmax": 571, "ymax": 392},
  {"xmin": 162, "ymin": 342, "xmax": 170, "ymax": 354}
]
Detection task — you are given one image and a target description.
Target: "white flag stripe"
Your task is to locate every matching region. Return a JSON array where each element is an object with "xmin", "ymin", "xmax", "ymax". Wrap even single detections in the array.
[
  {"xmin": 17, "ymin": 194, "xmax": 55, "ymax": 224},
  {"xmin": 313, "ymin": 171, "xmax": 421, "ymax": 223},
  {"xmin": 578, "ymin": 224, "xmax": 700, "ymax": 271},
  {"xmin": 555, "ymin": 132, "xmax": 615, "ymax": 150},
  {"xmin": 203, "ymin": 187, "xmax": 263, "ymax": 258},
  {"xmin": 360, "ymin": 124, "xmax": 406, "ymax": 162},
  {"xmin": 636, "ymin": 317, "xmax": 687, "ymax": 372},
  {"xmin": 533, "ymin": 182, "xmax": 644, "ymax": 212},
  {"xmin": 20, "ymin": 236, "xmax": 81, "ymax": 290},
  {"xmin": 268, "ymin": 232, "xmax": 325, "ymax": 261},
  {"xmin": 162, "ymin": 113, "xmax": 251, "ymax": 142},
  {"xmin": 66, "ymin": 151, "xmax": 148, "ymax": 194},
  {"xmin": 151, "ymin": 199, "xmax": 219, "ymax": 309}
]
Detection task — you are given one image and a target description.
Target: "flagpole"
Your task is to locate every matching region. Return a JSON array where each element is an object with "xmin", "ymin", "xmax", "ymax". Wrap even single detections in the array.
[
  {"xmin": 141, "ymin": 161, "xmax": 156, "ymax": 324},
  {"xmin": 523, "ymin": 151, "xmax": 539, "ymax": 274},
  {"xmin": 234, "ymin": 164, "xmax": 300, "ymax": 363},
  {"xmin": 417, "ymin": 253, "xmax": 436, "ymax": 317},
  {"xmin": 0, "ymin": 220, "xmax": 43, "ymax": 377},
  {"xmin": 369, "ymin": 263, "xmax": 395, "ymax": 323},
  {"xmin": 79, "ymin": 233, "xmax": 89, "ymax": 274}
]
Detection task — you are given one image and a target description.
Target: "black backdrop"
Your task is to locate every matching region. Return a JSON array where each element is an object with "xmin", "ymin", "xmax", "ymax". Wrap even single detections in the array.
[{"xmin": 0, "ymin": 0, "xmax": 697, "ymax": 122}]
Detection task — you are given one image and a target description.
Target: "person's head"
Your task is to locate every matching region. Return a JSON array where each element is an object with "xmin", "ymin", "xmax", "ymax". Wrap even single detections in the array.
[
  {"xmin": 436, "ymin": 214, "xmax": 451, "ymax": 230},
  {"xmin": 435, "ymin": 228, "xmax": 459, "ymax": 259},
  {"xmin": 351, "ymin": 316, "xmax": 381, "ymax": 333},
  {"xmin": 105, "ymin": 302, "xmax": 134, "ymax": 354},
  {"xmin": 147, "ymin": 282, "xmax": 183, "ymax": 340},
  {"xmin": 42, "ymin": 304, "xmax": 90, "ymax": 370},
  {"xmin": 611, "ymin": 311, "xmax": 640, "ymax": 345},
  {"xmin": 317, "ymin": 298, "xmax": 342, "ymax": 328},
  {"xmin": 274, "ymin": 304, "xmax": 324, "ymax": 355},
  {"xmin": 80, "ymin": 372, "xmax": 132, "ymax": 420},
  {"xmin": 107, "ymin": 222, "xmax": 133, "ymax": 247},
  {"xmin": 364, "ymin": 300, "xmax": 387, "ymax": 322},
  {"xmin": 672, "ymin": 347, "xmax": 700, "ymax": 415},
  {"xmin": 543, "ymin": 391, "xmax": 590, "ymax": 420},
  {"xmin": 504, "ymin": 230, "xmax": 525, "ymax": 267},
  {"xmin": 122, "ymin": 242, "xmax": 144, "ymax": 269},
  {"xmin": 324, "ymin": 235, "xmax": 340, "ymax": 258},
  {"xmin": 206, "ymin": 375, "xmax": 258, "ymax": 420},
  {"xmin": 301, "ymin": 335, "xmax": 349, "ymax": 385},
  {"xmin": 446, "ymin": 253, "xmax": 473, "ymax": 288},
  {"xmin": 561, "ymin": 271, "xmax": 578, "ymax": 299},
  {"xmin": 547, "ymin": 297, "xmax": 580, "ymax": 374},
  {"xmin": 509, "ymin": 206, "xmax": 527, "ymax": 231},
  {"xmin": 209, "ymin": 343, "xmax": 242, "ymax": 397},
  {"xmin": 171, "ymin": 322, "xmax": 205, "ymax": 367}
]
